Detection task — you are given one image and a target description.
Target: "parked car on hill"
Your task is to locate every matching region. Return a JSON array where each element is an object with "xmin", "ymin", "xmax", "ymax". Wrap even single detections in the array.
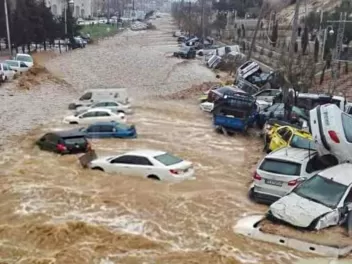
[
  {"xmin": 36, "ymin": 131, "xmax": 91, "ymax": 155},
  {"xmin": 267, "ymin": 163, "xmax": 352, "ymax": 230},
  {"xmin": 310, "ymin": 104, "xmax": 352, "ymax": 163},
  {"xmin": 73, "ymin": 122, "xmax": 137, "ymax": 138},
  {"xmin": 87, "ymin": 149, "xmax": 195, "ymax": 182},
  {"xmin": 249, "ymin": 147, "xmax": 336, "ymax": 204},
  {"xmin": 63, "ymin": 108, "xmax": 126, "ymax": 125},
  {"xmin": 173, "ymin": 46, "xmax": 196, "ymax": 59}
]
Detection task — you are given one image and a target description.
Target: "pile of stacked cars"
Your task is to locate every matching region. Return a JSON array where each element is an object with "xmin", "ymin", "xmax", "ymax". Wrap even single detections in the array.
[{"xmin": 36, "ymin": 87, "xmax": 195, "ymax": 183}]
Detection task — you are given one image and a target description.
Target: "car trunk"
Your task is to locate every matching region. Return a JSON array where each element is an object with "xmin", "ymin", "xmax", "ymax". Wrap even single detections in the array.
[
  {"xmin": 255, "ymin": 158, "xmax": 302, "ymax": 197},
  {"xmin": 168, "ymin": 161, "xmax": 193, "ymax": 175},
  {"xmin": 62, "ymin": 136, "xmax": 88, "ymax": 154}
]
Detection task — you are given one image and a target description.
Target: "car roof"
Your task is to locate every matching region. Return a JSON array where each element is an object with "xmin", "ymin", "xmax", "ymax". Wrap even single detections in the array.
[
  {"xmin": 86, "ymin": 108, "xmax": 112, "ymax": 112},
  {"xmin": 123, "ymin": 149, "xmax": 166, "ymax": 157},
  {"xmin": 266, "ymin": 147, "xmax": 316, "ymax": 163},
  {"xmin": 88, "ymin": 121, "xmax": 119, "ymax": 126},
  {"xmin": 49, "ymin": 130, "xmax": 85, "ymax": 138},
  {"xmin": 16, "ymin": 53, "xmax": 31, "ymax": 57},
  {"xmin": 319, "ymin": 163, "xmax": 352, "ymax": 186}
]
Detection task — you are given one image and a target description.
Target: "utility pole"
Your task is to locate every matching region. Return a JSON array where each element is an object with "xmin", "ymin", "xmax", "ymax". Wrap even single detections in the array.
[
  {"xmin": 201, "ymin": 0, "xmax": 205, "ymax": 43},
  {"xmin": 188, "ymin": 1, "xmax": 191, "ymax": 35},
  {"xmin": 328, "ymin": 12, "xmax": 347, "ymax": 94},
  {"xmin": 247, "ymin": 2, "xmax": 266, "ymax": 60},
  {"xmin": 4, "ymin": 0, "xmax": 12, "ymax": 56}
]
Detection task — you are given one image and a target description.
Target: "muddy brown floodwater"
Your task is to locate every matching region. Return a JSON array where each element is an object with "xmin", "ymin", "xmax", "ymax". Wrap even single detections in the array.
[{"xmin": 0, "ymin": 14, "xmax": 351, "ymax": 264}]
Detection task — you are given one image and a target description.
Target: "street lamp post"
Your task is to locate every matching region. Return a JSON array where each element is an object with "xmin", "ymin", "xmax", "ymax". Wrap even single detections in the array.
[
  {"xmin": 321, "ymin": 25, "xmax": 334, "ymax": 61},
  {"xmin": 64, "ymin": 0, "xmax": 75, "ymax": 36},
  {"xmin": 4, "ymin": 0, "xmax": 12, "ymax": 56}
]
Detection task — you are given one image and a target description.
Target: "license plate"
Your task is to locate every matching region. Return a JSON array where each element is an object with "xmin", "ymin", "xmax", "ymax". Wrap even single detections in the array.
[{"xmin": 265, "ymin": 179, "xmax": 282, "ymax": 186}]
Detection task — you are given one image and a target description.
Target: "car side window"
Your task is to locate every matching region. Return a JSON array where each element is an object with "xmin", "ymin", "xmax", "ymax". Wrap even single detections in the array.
[
  {"xmin": 3, "ymin": 64, "xmax": 8, "ymax": 71},
  {"xmin": 344, "ymin": 189, "xmax": 352, "ymax": 204},
  {"xmin": 79, "ymin": 92, "xmax": 92, "ymax": 100},
  {"xmin": 282, "ymin": 130, "xmax": 293, "ymax": 142},
  {"xmin": 96, "ymin": 111, "xmax": 110, "ymax": 117},
  {"xmin": 107, "ymin": 102, "xmax": 118, "ymax": 106},
  {"xmin": 277, "ymin": 127, "xmax": 287, "ymax": 138},
  {"xmin": 94, "ymin": 102, "xmax": 106, "ymax": 107},
  {"xmin": 111, "ymin": 155, "xmax": 136, "ymax": 164},
  {"xmin": 133, "ymin": 156, "xmax": 153, "ymax": 166},
  {"xmin": 20, "ymin": 62, "xmax": 27, "ymax": 68},
  {"xmin": 86, "ymin": 125, "xmax": 98, "ymax": 132},
  {"xmin": 47, "ymin": 134, "xmax": 58, "ymax": 143},
  {"xmin": 348, "ymin": 107, "xmax": 352, "ymax": 115},
  {"xmin": 271, "ymin": 90, "xmax": 280, "ymax": 96},
  {"xmin": 306, "ymin": 155, "xmax": 338, "ymax": 173},
  {"xmin": 99, "ymin": 125, "xmax": 113, "ymax": 132},
  {"xmin": 82, "ymin": 112, "xmax": 96, "ymax": 118}
]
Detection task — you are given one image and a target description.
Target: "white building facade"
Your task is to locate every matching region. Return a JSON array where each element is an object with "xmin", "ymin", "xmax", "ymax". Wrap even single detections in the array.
[{"xmin": 45, "ymin": 0, "xmax": 94, "ymax": 18}]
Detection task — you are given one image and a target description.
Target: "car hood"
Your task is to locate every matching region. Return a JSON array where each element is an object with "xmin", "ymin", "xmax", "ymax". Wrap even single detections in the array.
[
  {"xmin": 64, "ymin": 115, "xmax": 76, "ymax": 120},
  {"xmin": 270, "ymin": 192, "xmax": 333, "ymax": 228}
]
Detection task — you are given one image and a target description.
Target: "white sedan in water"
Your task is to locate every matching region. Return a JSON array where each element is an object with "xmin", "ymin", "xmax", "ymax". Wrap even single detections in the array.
[
  {"xmin": 63, "ymin": 108, "xmax": 126, "ymax": 125},
  {"xmin": 89, "ymin": 149, "xmax": 195, "ymax": 182}
]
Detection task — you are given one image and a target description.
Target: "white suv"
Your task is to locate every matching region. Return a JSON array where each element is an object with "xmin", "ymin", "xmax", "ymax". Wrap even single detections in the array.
[{"xmin": 249, "ymin": 147, "xmax": 336, "ymax": 204}]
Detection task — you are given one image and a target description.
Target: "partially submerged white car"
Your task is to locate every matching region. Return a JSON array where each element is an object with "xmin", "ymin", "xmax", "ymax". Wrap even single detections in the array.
[
  {"xmin": 63, "ymin": 108, "xmax": 126, "ymax": 125},
  {"xmin": 75, "ymin": 100, "xmax": 133, "ymax": 114},
  {"xmin": 310, "ymin": 104, "xmax": 352, "ymax": 163},
  {"xmin": 267, "ymin": 163, "xmax": 352, "ymax": 230},
  {"xmin": 89, "ymin": 149, "xmax": 195, "ymax": 182}
]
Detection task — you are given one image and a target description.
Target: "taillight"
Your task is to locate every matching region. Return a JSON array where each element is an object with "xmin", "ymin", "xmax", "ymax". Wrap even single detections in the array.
[
  {"xmin": 288, "ymin": 179, "xmax": 297, "ymax": 186},
  {"xmin": 328, "ymin": 130, "xmax": 340, "ymax": 143},
  {"xmin": 253, "ymin": 172, "xmax": 262, "ymax": 180},
  {"xmin": 170, "ymin": 169, "xmax": 179, "ymax": 175},
  {"xmin": 56, "ymin": 144, "xmax": 67, "ymax": 152}
]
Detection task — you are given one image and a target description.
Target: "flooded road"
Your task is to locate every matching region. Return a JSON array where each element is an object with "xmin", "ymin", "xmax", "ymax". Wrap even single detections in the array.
[{"xmin": 0, "ymin": 14, "xmax": 349, "ymax": 264}]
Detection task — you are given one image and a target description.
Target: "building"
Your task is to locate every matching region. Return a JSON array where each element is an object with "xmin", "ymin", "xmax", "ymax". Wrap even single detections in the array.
[{"xmin": 45, "ymin": 0, "xmax": 94, "ymax": 18}]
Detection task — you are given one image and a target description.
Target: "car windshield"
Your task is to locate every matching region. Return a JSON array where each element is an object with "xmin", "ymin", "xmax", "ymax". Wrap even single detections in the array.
[
  {"xmin": 16, "ymin": 55, "xmax": 33, "ymax": 62},
  {"xmin": 154, "ymin": 153, "xmax": 183, "ymax": 166},
  {"xmin": 294, "ymin": 175, "xmax": 348, "ymax": 208},
  {"xmin": 259, "ymin": 158, "xmax": 301, "ymax": 176},
  {"xmin": 290, "ymin": 135, "xmax": 316, "ymax": 150},
  {"xmin": 63, "ymin": 136, "xmax": 86, "ymax": 145},
  {"xmin": 5, "ymin": 61, "xmax": 18, "ymax": 67}
]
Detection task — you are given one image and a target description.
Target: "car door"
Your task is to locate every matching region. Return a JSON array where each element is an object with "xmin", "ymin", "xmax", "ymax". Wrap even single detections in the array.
[
  {"xmin": 106, "ymin": 102, "xmax": 119, "ymax": 110},
  {"xmin": 79, "ymin": 111, "xmax": 97, "ymax": 124},
  {"xmin": 107, "ymin": 155, "xmax": 138, "ymax": 175},
  {"xmin": 269, "ymin": 127, "xmax": 290, "ymax": 150},
  {"xmin": 95, "ymin": 111, "xmax": 112, "ymax": 121},
  {"xmin": 97, "ymin": 125, "xmax": 114, "ymax": 138},
  {"xmin": 128, "ymin": 156, "xmax": 154, "ymax": 177},
  {"xmin": 85, "ymin": 124, "xmax": 100, "ymax": 138}
]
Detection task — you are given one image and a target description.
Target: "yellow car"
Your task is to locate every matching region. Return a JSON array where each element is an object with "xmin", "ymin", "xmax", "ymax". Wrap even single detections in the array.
[{"xmin": 264, "ymin": 125, "xmax": 315, "ymax": 153}]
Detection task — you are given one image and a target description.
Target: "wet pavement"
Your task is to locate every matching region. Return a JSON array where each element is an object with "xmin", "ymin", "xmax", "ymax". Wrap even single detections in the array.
[{"xmin": 0, "ymin": 14, "xmax": 350, "ymax": 264}]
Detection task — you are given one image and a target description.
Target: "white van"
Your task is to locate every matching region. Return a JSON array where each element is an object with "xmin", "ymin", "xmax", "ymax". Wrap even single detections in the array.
[{"xmin": 68, "ymin": 88, "xmax": 129, "ymax": 110}]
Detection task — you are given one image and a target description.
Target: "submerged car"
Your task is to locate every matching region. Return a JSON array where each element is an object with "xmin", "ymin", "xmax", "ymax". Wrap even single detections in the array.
[
  {"xmin": 88, "ymin": 150, "xmax": 195, "ymax": 182},
  {"xmin": 36, "ymin": 131, "xmax": 91, "ymax": 154},
  {"xmin": 63, "ymin": 108, "xmax": 126, "ymax": 125},
  {"xmin": 267, "ymin": 163, "xmax": 352, "ymax": 230},
  {"xmin": 249, "ymin": 147, "xmax": 335, "ymax": 203},
  {"xmin": 173, "ymin": 46, "xmax": 196, "ymax": 59},
  {"xmin": 265, "ymin": 125, "xmax": 315, "ymax": 153},
  {"xmin": 76, "ymin": 122, "xmax": 137, "ymax": 138},
  {"xmin": 310, "ymin": 104, "xmax": 352, "ymax": 163}
]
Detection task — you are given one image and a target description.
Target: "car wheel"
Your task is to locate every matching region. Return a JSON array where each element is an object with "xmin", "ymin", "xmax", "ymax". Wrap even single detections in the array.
[
  {"xmin": 147, "ymin": 175, "xmax": 160, "ymax": 181},
  {"xmin": 69, "ymin": 121, "xmax": 78, "ymax": 125},
  {"xmin": 92, "ymin": 167, "xmax": 104, "ymax": 171},
  {"xmin": 248, "ymin": 188, "xmax": 256, "ymax": 201},
  {"xmin": 198, "ymin": 52, "xmax": 203, "ymax": 56}
]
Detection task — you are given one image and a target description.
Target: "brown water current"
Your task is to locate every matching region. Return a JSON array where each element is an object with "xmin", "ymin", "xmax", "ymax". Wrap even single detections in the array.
[{"xmin": 0, "ymin": 13, "xmax": 350, "ymax": 264}]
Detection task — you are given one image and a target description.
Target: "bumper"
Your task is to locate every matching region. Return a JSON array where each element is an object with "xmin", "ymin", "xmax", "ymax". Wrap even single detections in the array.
[{"xmin": 249, "ymin": 185, "xmax": 281, "ymax": 204}]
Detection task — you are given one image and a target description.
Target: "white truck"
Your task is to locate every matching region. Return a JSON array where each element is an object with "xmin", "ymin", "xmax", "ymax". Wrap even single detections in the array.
[{"xmin": 68, "ymin": 88, "xmax": 130, "ymax": 110}]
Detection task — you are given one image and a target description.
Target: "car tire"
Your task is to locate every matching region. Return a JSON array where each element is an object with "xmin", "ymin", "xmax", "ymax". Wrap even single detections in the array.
[
  {"xmin": 198, "ymin": 52, "xmax": 203, "ymax": 56},
  {"xmin": 69, "ymin": 121, "xmax": 78, "ymax": 125},
  {"xmin": 248, "ymin": 188, "xmax": 256, "ymax": 201},
  {"xmin": 92, "ymin": 167, "xmax": 104, "ymax": 171},
  {"xmin": 147, "ymin": 175, "xmax": 160, "ymax": 181}
]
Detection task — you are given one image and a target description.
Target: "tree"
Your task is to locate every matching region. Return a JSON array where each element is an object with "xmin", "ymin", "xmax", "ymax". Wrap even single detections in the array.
[
  {"xmin": 301, "ymin": 25, "xmax": 308, "ymax": 54},
  {"xmin": 271, "ymin": 20, "xmax": 278, "ymax": 47},
  {"xmin": 314, "ymin": 38, "xmax": 319, "ymax": 62}
]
